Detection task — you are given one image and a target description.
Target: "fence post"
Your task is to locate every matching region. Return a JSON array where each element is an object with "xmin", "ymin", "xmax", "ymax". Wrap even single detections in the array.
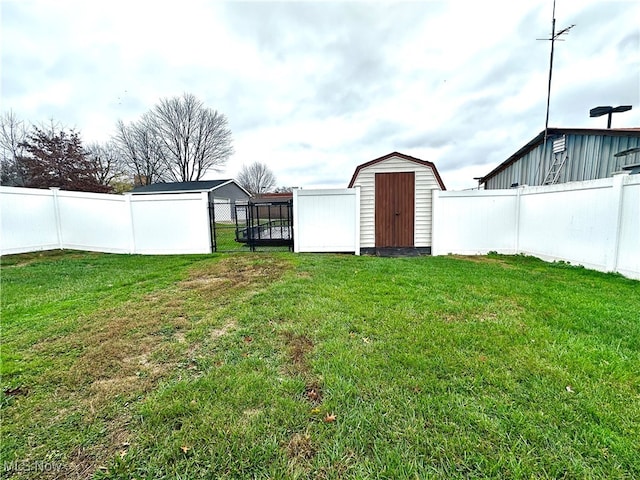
[
  {"xmin": 124, "ymin": 193, "xmax": 136, "ymax": 254},
  {"xmin": 292, "ymin": 188, "xmax": 299, "ymax": 253},
  {"xmin": 201, "ymin": 192, "xmax": 213, "ymax": 253},
  {"xmin": 608, "ymin": 173, "xmax": 628, "ymax": 273},
  {"xmin": 431, "ymin": 189, "xmax": 439, "ymax": 256},
  {"xmin": 49, "ymin": 187, "xmax": 63, "ymax": 249},
  {"xmin": 354, "ymin": 186, "xmax": 361, "ymax": 255},
  {"xmin": 514, "ymin": 186, "xmax": 522, "ymax": 254}
]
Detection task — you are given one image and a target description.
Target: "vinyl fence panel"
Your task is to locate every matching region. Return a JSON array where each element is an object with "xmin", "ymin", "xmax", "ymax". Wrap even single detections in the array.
[
  {"xmin": 293, "ymin": 188, "xmax": 360, "ymax": 254},
  {"xmin": 0, "ymin": 187, "xmax": 59, "ymax": 254},
  {"xmin": 517, "ymin": 178, "xmax": 620, "ymax": 272},
  {"xmin": 432, "ymin": 189, "xmax": 518, "ymax": 255},
  {"xmin": 56, "ymin": 189, "xmax": 131, "ymax": 253},
  {"xmin": 432, "ymin": 175, "xmax": 640, "ymax": 279},
  {"xmin": 0, "ymin": 187, "xmax": 211, "ymax": 256},
  {"xmin": 130, "ymin": 192, "xmax": 211, "ymax": 254},
  {"xmin": 616, "ymin": 177, "xmax": 640, "ymax": 278}
]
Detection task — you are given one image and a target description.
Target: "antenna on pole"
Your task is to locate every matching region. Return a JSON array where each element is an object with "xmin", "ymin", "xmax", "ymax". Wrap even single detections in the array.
[
  {"xmin": 538, "ymin": 0, "xmax": 574, "ymax": 144},
  {"xmin": 535, "ymin": 0, "xmax": 574, "ymax": 184}
]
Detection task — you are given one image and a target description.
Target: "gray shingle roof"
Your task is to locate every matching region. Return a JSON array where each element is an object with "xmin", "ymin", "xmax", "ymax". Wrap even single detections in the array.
[{"xmin": 131, "ymin": 180, "xmax": 232, "ymax": 194}]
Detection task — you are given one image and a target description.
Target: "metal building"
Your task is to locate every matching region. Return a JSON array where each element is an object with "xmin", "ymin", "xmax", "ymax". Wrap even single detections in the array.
[{"xmin": 480, "ymin": 128, "xmax": 640, "ymax": 189}]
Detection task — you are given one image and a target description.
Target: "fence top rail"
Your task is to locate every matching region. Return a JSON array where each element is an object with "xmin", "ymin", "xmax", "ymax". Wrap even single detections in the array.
[{"xmin": 294, "ymin": 188, "xmax": 357, "ymax": 196}]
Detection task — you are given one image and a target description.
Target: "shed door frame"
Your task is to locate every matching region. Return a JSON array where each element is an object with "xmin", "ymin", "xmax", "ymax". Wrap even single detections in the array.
[{"xmin": 375, "ymin": 172, "xmax": 415, "ymax": 248}]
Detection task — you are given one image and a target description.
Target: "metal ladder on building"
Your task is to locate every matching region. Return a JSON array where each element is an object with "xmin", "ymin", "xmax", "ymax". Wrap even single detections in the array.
[{"xmin": 542, "ymin": 135, "xmax": 568, "ymax": 185}]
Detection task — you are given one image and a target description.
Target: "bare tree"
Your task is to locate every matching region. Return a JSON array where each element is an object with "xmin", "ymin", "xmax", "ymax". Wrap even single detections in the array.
[
  {"xmin": 86, "ymin": 140, "xmax": 127, "ymax": 188},
  {"xmin": 0, "ymin": 110, "xmax": 28, "ymax": 185},
  {"xmin": 151, "ymin": 93, "xmax": 233, "ymax": 181},
  {"xmin": 114, "ymin": 118, "xmax": 166, "ymax": 186},
  {"xmin": 113, "ymin": 94, "xmax": 233, "ymax": 184},
  {"xmin": 237, "ymin": 161, "xmax": 276, "ymax": 195}
]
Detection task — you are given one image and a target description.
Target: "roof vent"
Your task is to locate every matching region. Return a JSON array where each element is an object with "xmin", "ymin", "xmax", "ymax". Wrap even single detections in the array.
[{"xmin": 552, "ymin": 135, "xmax": 566, "ymax": 153}]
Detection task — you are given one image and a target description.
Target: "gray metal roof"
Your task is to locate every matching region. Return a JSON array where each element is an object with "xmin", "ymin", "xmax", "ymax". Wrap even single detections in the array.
[{"xmin": 131, "ymin": 180, "xmax": 234, "ymax": 194}]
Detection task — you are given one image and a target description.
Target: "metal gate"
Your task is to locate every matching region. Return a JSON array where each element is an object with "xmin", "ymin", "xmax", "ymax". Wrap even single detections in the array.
[
  {"xmin": 234, "ymin": 200, "xmax": 293, "ymax": 251},
  {"xmin": 209, "ymin": 199, "xmax": 293, "ymax": 252}
]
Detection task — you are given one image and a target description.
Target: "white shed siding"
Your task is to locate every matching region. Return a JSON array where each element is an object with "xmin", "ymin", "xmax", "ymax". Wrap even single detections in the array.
[{"xmin": 351, "ymin": 156, "xmax": 441, "ymax": 248}]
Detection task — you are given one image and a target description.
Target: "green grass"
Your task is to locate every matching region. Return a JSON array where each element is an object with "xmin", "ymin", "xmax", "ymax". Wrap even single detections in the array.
[{"xmin": 1, "ymin": 251, "xmax": 639, "ymax": 479}]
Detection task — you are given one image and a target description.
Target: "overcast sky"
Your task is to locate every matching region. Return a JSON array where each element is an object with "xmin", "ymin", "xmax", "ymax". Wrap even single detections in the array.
[{"xmin": 2, "ymin": 0, "xmax": 639, "ymax": 190}]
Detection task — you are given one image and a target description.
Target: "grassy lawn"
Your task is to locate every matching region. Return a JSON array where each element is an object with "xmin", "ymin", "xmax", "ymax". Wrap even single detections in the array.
[{"xmin": 1, "ymin": 251, "xmax": 639, "ymax": 479}]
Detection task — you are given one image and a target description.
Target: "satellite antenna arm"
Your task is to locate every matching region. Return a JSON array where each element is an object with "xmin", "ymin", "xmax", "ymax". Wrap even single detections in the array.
[{"xmin": 555, "ymin": 24, "xmax": 575, "ymax": 37}]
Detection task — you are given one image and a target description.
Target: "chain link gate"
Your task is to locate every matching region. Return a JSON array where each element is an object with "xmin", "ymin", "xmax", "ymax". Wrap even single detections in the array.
[{"xmin": 209, "ymin": 199, "xmax": 293, "ymax": 252}]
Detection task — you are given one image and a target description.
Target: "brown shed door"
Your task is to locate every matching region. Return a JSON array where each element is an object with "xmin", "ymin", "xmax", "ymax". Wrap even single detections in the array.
[{"xmin": 375, "ymin": 172, "xmax": 415, "ymax": 247}]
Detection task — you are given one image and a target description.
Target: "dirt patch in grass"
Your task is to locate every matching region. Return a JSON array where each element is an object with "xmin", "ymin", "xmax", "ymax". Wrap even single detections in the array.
[
  {"xmin": 304, "ymin": 382, "xmax": 323, "ymax": 404},
  {"xmin": 286, "ymin": 433, "xmax": 316, "ymax": 461},
  {"xmin": 283, "ymin": 332, "xmax": 314, "ymax": 376},
  {"xmin": 180, "ymin": 255, "xmax": 290, "ymax": 297},
  {"xmin": 63, "ymin": 256, "xmax": 290, "ymax": 396},
  {"xmin": 21, "ymin": 254, "xmax": 292, "ymax": 478},
  {"xmin": 450, "ymin": 255, "xmax": 514, "ymax": 268},
  {"xmin": 3, "ymin": 385, "xmax": 29, "ymax": 398},
  {"xmin": 209, "ymin": 320, "xmax": 236, "ymax": 340}
]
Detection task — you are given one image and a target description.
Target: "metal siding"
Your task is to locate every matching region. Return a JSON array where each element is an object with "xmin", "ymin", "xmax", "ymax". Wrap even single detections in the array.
[
  {"xmin": 212, "ymin": 183, "xmax": 251, "ymax": 202},
  {"xmin": 485, "ymin": 133, "xmax": 640, "ymax": 189}
]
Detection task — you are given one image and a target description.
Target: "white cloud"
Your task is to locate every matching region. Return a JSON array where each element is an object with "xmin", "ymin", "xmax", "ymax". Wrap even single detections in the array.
[{"xmin": 2, "ymin": 0, "xmax": 639, "ymax": 191}]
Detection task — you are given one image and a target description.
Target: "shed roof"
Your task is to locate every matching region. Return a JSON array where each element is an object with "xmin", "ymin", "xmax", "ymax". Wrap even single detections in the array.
[
  {"xmin": 480, "ymin": 128, "xmax": 640, "ymax": 184},
  {"xmin": 254, "ymin": 192, "xmax": 293, "ymax": 201},
  {"xmin": 348, "ymin": 152, "xmax": 446, "ymax": 190},
  {"xmin": 131, "ymin": 179, "xmax": 250, "ymax": 196}
]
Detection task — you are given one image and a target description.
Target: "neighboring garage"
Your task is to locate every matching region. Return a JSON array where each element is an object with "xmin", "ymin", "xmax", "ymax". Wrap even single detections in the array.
[
  {"xmin": 348, "ymin": 152, "xmax": 446, "ymax": 255},
  {"xmin": 130, "ymin": 179, "xmax": 250, "ymax": 202},
  {"xmin": 130, "ymin": 179, "xmax": 250, "ymax": 221}
]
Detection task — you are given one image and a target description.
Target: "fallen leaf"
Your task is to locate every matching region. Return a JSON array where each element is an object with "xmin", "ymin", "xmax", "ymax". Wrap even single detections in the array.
[
  {"xmin": 181, "ymin": 446, "xmax": 190, "ymax": 453},
  {"xmin": 244, "ymin": 336, "xmax": 253, "ymax": 343},
  {"xmin": 310, "ymin": 407, "xmax": 321, "ymax": 415},
  {"xmin": 566, "ymin": 385, "xmax": 574, "ymax": 393},
  {"xmin": 324, "ymin": 413, "xmax": 337, "ymax": 423},
  {"xmin": 307, "ymin": 389, "xmax": 319, "ymax": 401},
  {"xmin": 362, "ymin": 337, "xmax": 370, "ymax": 344}
]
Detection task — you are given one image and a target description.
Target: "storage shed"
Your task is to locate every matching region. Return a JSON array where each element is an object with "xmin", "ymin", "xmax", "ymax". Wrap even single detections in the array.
[{"xmin": 348, "ymin": 152, "xmax": 446, "ymax": 255}]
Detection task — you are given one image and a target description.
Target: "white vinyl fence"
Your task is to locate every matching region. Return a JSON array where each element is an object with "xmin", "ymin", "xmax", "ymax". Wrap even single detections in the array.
[
  {"xmin": 432, "ymin": 174, "xmax": 640, "ymax": 279},
  {"xmin": 293, "ymin": 188, "xmax": 360, "ymax": 254},
  {"xmin": 0, "ymin": 186, "xmax": 211, "ymax": 255},
  {"xmin": 2, "ymin": 178, "xmax": 639, "ymax": 280}
]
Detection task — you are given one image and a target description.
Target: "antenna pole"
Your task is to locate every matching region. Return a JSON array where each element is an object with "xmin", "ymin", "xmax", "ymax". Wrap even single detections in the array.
[
  {"xmin": 535, "ymin": 0, "xmax": 574, "ymax": 184},
  {"xmin": 543, "ymin": 0, "xmax": 557, "ymax": 146}
]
